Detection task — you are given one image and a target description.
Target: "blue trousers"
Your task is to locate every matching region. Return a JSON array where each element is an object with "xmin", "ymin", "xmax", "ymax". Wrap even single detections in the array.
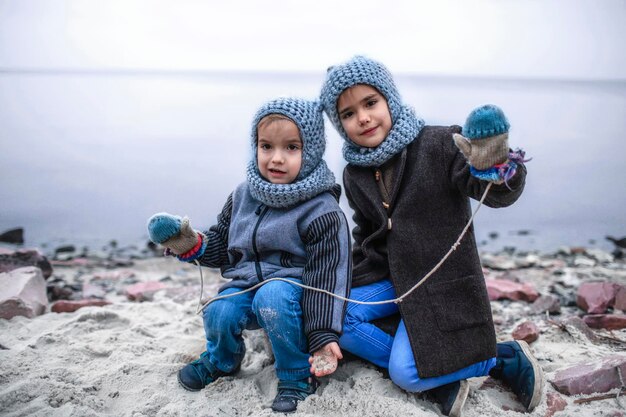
[
  {"xmin": 202, "ymin": 279, "xmax": 311, "ymax": 381},
  {"xmin": 339, "ymin": 279, "xmax": 496, "ymax": 392}
]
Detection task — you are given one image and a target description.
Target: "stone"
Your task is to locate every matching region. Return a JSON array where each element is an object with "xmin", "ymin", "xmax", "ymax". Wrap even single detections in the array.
[
  {"xmin": 0, "ymin": 227, "xmax": 24, "ymax": 244},
  {"xmin": 481, "ymin": 254, "xmax": 518, "ymax": 270},
  {"xmin": 0, "ymin": 248, "xmax": 53, "ymax": 279},
  {"xmin": 545, "ymin": 392, "xmax": 567, "ymax": 417},
  {"xmin": 512, "ymin": 321, "xmax": 539, "ymax": 343},
  {"xmin": 125, "ymin": 281, "xmax": 167, "ymax": 302},
  {"xmin": 551, "ymin": 354, "xmax": 626, "ymax": 395},
  {"xmin": 485, "ymin": 278, "xmax": 539, "ymax": 302},
  {"xmin": 582, "ymin": 314, "xmax": 626, "ymax": 330},
  {"xmin": 0, "ymin": 267, "xmax": 48, "ymax": 319},
  {"xmin": 576, "ymin": 282, "xmax": 620, "ymax": 314},
  {"xmin": 51, "ymin": 299, "xmax": 112, "ymax": 313},
  {"xmin": 561, "ymin": 317, "xmax": 598, "ymax": 343},
  {"xmin": 530, "ymin": 295, "xmax": 561, "ymax": 315},
  {"xmin": 614, "ymin": 286, "xmax": 626, "ymax": 311}
]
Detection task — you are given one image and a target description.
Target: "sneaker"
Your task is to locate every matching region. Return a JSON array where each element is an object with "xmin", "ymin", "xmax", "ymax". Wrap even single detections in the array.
[
  {"xmin": 271, "ymin": 377, "xmax": 319, "ymax": 413},
  {"xmin": 490, "ymin": 340, "xmax": 544, "ymax": 411},
  {"xmin": 177, "ymin": 351, "xmax": 228, "ymax": 391},
  {"xmin": 427, "ymin": 380, "xmax": 469, "ymax": 417}
]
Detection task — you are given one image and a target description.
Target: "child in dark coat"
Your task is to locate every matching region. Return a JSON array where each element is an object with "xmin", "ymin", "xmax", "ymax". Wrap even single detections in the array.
[{"xmin": 318, "ymin": 56, "xmax": 543, "ymax": 417}]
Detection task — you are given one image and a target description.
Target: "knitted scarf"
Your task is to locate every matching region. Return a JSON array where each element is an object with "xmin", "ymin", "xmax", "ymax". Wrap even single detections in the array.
[
  {"xmin": 342, "ymin": 105, "xmax": 424, "ymax": 167},
  {"xmin": 246, "ymin": 160, "xmax": 336, "ymax": 208}
]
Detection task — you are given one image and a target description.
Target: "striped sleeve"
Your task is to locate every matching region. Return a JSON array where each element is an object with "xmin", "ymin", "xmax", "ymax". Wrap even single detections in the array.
[
  {"xmin": 196, "ymin": 193, "xmax": 232, "ymax": 268},
  {"xmin": 302, "ymin": 211, "xmax": 352, "ymax": 353}
]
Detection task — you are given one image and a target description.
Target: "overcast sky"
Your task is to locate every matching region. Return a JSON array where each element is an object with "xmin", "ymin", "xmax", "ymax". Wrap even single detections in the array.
[{"xmin": 1, "ymin": 0, "xmax": 625, "ymax": 80}]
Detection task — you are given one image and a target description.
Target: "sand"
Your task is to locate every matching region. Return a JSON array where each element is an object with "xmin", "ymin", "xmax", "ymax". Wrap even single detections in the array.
[{"xmin": 1, "ymin": 256, "xmax": 625, "ymax": 417}]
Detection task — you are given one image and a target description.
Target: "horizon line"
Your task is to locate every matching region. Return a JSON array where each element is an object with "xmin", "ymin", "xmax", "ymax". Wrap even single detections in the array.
[{"xmin": 1, "ymin": 67, "xmax": 624, "ymax": 85}]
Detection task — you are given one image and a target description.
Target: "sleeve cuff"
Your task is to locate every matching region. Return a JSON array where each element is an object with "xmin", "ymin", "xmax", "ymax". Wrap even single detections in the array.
[
  {"xmin": 177, "ymin": 233, "xmax": 207, "ymax": 262},
  {"xmin": 307, "ymin": 330, "xmax": 339, "ymax": 354}
]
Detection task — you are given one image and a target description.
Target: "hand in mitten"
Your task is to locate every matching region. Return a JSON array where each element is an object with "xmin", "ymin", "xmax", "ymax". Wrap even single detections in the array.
[
  {"xmin": 452, "ymin": 104, "xmax": 510, "ymax": 170},
  {"xmin": 147, "ymin": 213, "xmax": 200, "ymax": 256}
]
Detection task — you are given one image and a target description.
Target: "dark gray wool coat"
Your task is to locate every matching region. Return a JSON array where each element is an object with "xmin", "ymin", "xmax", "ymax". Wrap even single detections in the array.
[{"xmin": 343, "ymin": 125, "xmax": 527, "ymax": 378}]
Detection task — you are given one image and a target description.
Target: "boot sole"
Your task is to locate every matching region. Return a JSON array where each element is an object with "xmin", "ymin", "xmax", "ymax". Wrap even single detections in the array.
[
  {"xmin": 448, "ymin": 379, "xmax": 469, "ymax": 417},
  {"xmin": 516, "ymin": 340, "xmax": 544, "ymax": 411}
]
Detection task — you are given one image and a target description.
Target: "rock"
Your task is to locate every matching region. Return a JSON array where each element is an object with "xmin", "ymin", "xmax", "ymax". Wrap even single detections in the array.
[
  {"xmin": 615, "ymin": 286, "xmax": 626, "ymax": 311},
  {"xmin": 0, "ymin": 267, "xmax": 48, "ymax": 319},
  {"xmin": 125, "ymin": 281, "xmax": 167, "ymax": 302},
  {"xmin": 0, "ymin": 248, "xmax": 53, "ymax": 279},
  {"xmin": 576, "ymin": 282, "xmax": 621, "ymax": 313},
  {"xmin": 551, "ymin": 354, "xmax": 626, "ymax": 395},
  {"xmin": 46, "ymin": 278, "xmax": 81, "ymax": 301},
  {"xmin": 561, "ymin": 317, "xmax": 598, "ymax": 343},
  {"xmin": 582, "ymin": 314, "xmax": 626, "ymax": 330},
  {"xmin": 573, "ymin": 256, "xmax": 596, "ymax": 267},
  {"xmin": 481, "ymin": 254, "xmax": 518, "ymax": 270},
  {"xmin": 551, "ymin": 285, "xmax": 577, "ymax": 307},
  {"xmin": 606, "ymin": 236, "xmax": 626, "ymax": 249},
  {"xmin": 545, "ymin": 392, "xmax": 567, "ymax": 417},
  {"xmin": 0, "ymin": 227, "xmax": 24, "ymax": 244},
  {"xmin": 512, "ymin": 321, "xmax": 539, "ymax": 343},
  {"xmin": 585, "ymin": 248, "xmax": 614, "ymax": 263},
  {"xmin": 485, "ymin": 278, "xmax": 539, "ymax": 302},
  {"xmin": 530, "ymin": 295, "xmax": 561, "ymax": 315},
  {"xmin": 51, "ymin": 299, "xmax": 112, "ymax": 313},
  {"xmin": 54, "ymin": 245, "xmax": 76, "ymax": 254}
]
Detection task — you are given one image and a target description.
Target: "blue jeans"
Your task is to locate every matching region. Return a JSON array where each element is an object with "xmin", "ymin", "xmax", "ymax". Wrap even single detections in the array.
[
  {"xmin": 339, "ymin": 279, "xmax": 496, "ymax": 392},
  {"xmin": 202, "ymin": 279, "xmax": 311, "ymax": 381}
]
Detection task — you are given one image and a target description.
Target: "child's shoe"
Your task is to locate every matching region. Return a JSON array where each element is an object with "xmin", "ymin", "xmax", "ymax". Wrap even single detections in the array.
[
  {"xmin": 177, "ymin": 351, "xmax": 228, "ymax": 391},
  {"xmin": 427, "ymin": 380, "xmax": 469, "ymax": 417},
  {"xmin": 271, "ymin": 377, "xmax": 319, "ymax": 413},
  {"xmin": 489, "ymin": 340, "xmax": 544, "ymax": 411}
]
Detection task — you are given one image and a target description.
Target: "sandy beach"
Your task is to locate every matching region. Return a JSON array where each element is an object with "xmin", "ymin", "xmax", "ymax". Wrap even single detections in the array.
[{"xmin": 1, "ymin": 248, "xmax": 625, "ymax": 417}]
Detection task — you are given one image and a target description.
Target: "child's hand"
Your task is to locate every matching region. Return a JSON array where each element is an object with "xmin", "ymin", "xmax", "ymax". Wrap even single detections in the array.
[
  {"xmin": 147, "ymin": 213, "xmax": 199, "ymax": 255},
  {"xmin": 309, "ymin": 342, "xmax": 342, "ymax": 377},
  {"xmin": 453, "ymin": 104, "xmax": 510, "ymax": 171},
  {"xmin": 453, "ymin": 131, "xmax": 509, "ymax": 171}
]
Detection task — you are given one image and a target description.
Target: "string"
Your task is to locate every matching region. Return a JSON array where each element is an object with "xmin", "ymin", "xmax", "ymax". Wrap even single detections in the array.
[{"xmin": 195, "ymin": 182, "xmax": 493, "ymax": 315}]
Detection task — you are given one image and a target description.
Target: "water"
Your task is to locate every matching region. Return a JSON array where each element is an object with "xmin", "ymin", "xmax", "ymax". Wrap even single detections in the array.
[{"xmin": 1, "ymin": 70, "xmax": 624, "ymax": 252}]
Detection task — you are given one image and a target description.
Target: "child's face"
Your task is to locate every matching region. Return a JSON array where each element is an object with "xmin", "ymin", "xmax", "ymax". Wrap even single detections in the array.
[
  {"xmin": 257, "ymin": 119, "xmax": 302, "ymax": 184},
  {"xmin": 337, "ymin": 84, "xmax": 392, "ymax": 148}
]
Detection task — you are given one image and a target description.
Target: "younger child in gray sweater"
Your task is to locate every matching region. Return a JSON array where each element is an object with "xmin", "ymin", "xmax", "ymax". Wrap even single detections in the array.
[{"xmin": 148, "ymin": 97, "xmax": 351, "ymax": 413}]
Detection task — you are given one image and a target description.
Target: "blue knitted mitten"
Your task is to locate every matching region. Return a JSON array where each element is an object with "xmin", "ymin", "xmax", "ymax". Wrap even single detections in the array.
[
  {"xmin": 452, "ymin": 104, "xmax": 516, "ymax": 184},
  {"xmin": 147, "ymin": 213, "xmax": 201, "ymax": 256}
]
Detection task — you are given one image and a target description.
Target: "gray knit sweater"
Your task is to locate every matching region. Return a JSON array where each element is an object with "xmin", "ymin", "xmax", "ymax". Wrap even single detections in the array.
[{"xmin": 196, "ymin": 182, "xmax": 352, "ymax": 353}]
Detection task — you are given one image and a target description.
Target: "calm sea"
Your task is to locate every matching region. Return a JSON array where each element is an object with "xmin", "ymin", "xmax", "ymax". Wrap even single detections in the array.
[{"xmin": 1, "ymin": 70, "xmax": 624, "ymax": 252}]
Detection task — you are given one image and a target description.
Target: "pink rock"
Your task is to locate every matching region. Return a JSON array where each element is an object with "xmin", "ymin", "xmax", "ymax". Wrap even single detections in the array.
[
  {"xmin": 485, "ymin": 278, "xmax": 539, "ymax": 302},
  {"xmin": 545, "ymin": 392, "xmax": 567, "ymax": 417},
  {"xmin": 0, "ymin": 248, "xmax": 52, "ymax": 279},
  {"xmin": 615, "ymin": 286, "xmax": 626, "ymax": 311},
  {"xmin": 51, "ymin": 299, "xmax": 112, "ymax": 313},
  {"xmin": 582, "ymin": 314, "xmax": 626, "ymax": 330},
  {"xmin": 512, "ymin": 321, "xmax": 539, "ymax": 343},
  {"xmin": 551, "ymin": 354, "xmax": 626, "ymax": 395},
  {"xmin": 576, "ymin": 282, "xmax": 620, "ymax": 314},
  {"xmin": 125, "ymin": 281, "xmax": 167, "ymax": 302},
  {"xmin": 0, "ymin": 267, "xmax": 48, "ymax": 319}
]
